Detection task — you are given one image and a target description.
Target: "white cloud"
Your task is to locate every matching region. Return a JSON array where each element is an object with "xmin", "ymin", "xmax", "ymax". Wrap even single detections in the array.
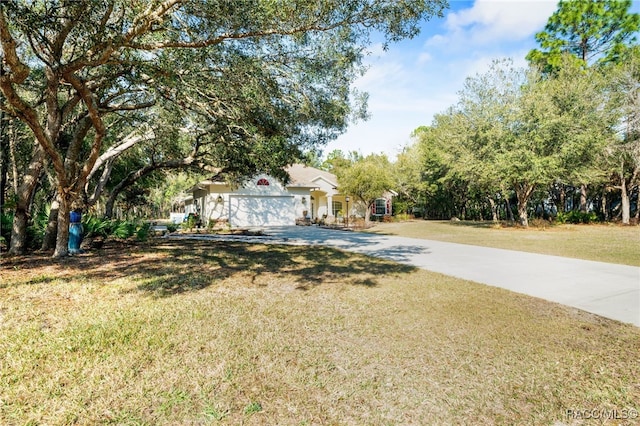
[
  {"xmin": 354, "ymin": 60, "xmax": 405, "ymax": 91},
  {"xmin": 418, "ymin": 52, "xmax": 432, "ymax": 64},
  {"xmin": 329, "ymin": 1, "xmax": 561, "ymax": 159},
  {"xmin": 428, "ymin": 0, "xmax": 557, "ymax": 47}
]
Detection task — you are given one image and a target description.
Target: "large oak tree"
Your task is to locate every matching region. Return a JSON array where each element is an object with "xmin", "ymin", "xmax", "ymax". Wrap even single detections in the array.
[{"xmin": 0, "ymin": 0, "xmax": 447, "ymax": 256}]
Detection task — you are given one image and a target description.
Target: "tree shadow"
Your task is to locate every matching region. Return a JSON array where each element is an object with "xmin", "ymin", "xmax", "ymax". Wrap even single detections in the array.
[
  {"xmin": 447, "ymin": 220, "xmax": 517, "ymax": 229},
  {"xmin": 1, "ymin": 239, "xmax": 416, "ymax": 297}
]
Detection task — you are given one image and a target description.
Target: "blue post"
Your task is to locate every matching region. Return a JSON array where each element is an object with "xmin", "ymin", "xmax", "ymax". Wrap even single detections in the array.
[{"xmin": 68, "ymin": 211, "xmax": 84, "ymax": 254}]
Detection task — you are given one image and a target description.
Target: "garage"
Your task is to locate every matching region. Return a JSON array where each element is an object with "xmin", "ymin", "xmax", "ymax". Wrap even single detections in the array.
[{"xmin": 228, "ymin": 195, "xmax": 296, "ymax": 227}]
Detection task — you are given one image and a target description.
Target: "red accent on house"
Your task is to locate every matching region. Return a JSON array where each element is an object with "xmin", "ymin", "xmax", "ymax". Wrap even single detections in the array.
[{"xmin": 257, "ymin": 178, "xmax": 270, "ymax": 186}]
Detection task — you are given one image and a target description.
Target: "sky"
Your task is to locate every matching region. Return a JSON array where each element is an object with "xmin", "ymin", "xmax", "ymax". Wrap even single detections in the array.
[{"xmin": 324, "ymin": 0, "xmax": 639, "ymax": 160}]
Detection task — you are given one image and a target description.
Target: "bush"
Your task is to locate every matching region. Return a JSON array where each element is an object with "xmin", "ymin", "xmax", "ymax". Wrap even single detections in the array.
[
  {"xmin": 166, "ymin": 223, "xmax": 178, "ymax": 233},
  {"xmin": 556, "ymin": 211, "xmax": 599, "ymax": 224},
  {"xmin": 82, "ymin": 215, "xmax": 111, "ymax": 239},
  {"xmin": 26, "ymin": 204, "xmax": 50, "ymax": 250},
  {"xmin": 1, "ymin": 213, "xmax": 13, "ymax": 247},
  {"xmin": 83, "ymin": 215, "xmax": 150, "ymax": 241},
  {"xmin": 393, "ymin": 213, "xmax": 415, "ymax": 222},
  {"xmin": 184, "ymin": 213, "xmax": 200, "ymax": 230},
  {"xmin": 135, "ymin": 222, "xmax": 151, "ymax": 241}
]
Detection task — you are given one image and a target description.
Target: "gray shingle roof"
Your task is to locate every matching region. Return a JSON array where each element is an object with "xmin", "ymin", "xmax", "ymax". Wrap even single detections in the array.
[{"xmin": 285, "ymin": 164, "xmax": 337, "ymax": 187}]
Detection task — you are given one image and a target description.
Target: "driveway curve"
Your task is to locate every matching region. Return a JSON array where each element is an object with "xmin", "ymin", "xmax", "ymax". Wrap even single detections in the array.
[
  {"xmin": 171, "ymin": 226, "xmax": 640, "ymax": 327},
  {"xmin": 268, "ymin": 226, "xmax": 640, "ymax": 327}
]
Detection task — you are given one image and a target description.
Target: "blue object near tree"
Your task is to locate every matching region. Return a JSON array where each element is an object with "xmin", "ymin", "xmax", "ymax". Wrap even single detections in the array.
[
  {"xmin": 69, "ymin": 212, "xmax": 84, "ymax": 254},
  {"xmin": 70, "ymin": 211, "xmax": 82, "ymax": 223}
]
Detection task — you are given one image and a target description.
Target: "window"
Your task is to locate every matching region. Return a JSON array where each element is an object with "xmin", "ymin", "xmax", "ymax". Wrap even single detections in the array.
[
  {"xmin": 332, "ymin": 201, "xmax": 343, "ymax": 217},
  {"xmin": 375, "ymin": 199, "xmax": 386, "ymax": 215},
  {"xmin": 256, "ymin": 178, "xmax": 270, "ymax": 186}
]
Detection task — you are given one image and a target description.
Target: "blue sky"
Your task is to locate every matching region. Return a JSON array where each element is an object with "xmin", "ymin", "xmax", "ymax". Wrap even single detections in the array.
[{"xmin": 325, "ymin": 0, "xmax": 639, "ymax": 159}]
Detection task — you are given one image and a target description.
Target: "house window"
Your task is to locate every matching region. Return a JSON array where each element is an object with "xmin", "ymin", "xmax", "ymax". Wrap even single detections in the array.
[
  {"xmin": 332, "ymin": 201, "xmax": 343, "ymax": 217},
  {"xmin": 374, "ymin": 198, "xmax": 386, "ymax": 215},
  {"xmin": 256, "ymin": 178, "xmax": 270, "ymax": 186}
]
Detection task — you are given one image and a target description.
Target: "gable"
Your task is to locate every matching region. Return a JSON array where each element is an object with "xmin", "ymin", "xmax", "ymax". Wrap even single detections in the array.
[
  {"xmin": 237, "ymin": 174, "xmax": 288, "ymax": 195},
  {"xmin": 286, "ymin": 164, "xmax": 337, "ymax": 188}
]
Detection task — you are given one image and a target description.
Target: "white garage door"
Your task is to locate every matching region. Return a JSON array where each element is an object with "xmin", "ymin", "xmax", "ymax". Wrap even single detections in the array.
[{"xmin": 229, "ymin": 195, "xmax": 296, "ymax": 227}]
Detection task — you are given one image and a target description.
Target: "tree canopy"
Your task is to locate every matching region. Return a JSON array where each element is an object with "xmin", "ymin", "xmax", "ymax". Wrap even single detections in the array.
[
  {"xmin": 337, "ymin": 153, "xmax": 393, "ymax": 224},
  {"xmin": 526, "ymin": 0, "xmax": 640, "ymax": 71},
  {"xmin": 0, "ymin": 0, "xmax": 447, "ymax": 256}
]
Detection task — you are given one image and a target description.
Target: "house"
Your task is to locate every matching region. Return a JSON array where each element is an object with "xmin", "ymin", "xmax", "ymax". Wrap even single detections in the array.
[{"xmin": 184, "ymin": 164, "xmax": 394, "ymax": 228}]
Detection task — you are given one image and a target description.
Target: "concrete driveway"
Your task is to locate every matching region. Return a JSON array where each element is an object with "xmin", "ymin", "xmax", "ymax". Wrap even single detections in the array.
[{"xmin": 260, "ymin": 226, "xmax": 639, "ymax": 327}]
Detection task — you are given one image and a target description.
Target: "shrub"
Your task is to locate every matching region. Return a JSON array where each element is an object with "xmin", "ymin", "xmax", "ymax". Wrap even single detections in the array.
[
  {"xmin": 135, "ymin": 222, "xmax": 151, "ymax": 241},
  {"xmin": 185, "ymin": 213, "xmax": 199, "ymax": 230},
  {"xmin": 82, "ymin": 215, "xmax": 111, "ymax": 239},
  {"xmin": 393, "ymin": 213, "xmax": 415, "ymax": 222},
  {"xmin": 109, "ymin": 220, "xmax": 131, "ymax": 239},
  {"xmin": 556, "ymin": 211, "xmax": 599, "ymax": 224},
  {"xmin": 26, "ymin": 204, "xmax": 50, "ymax": 249},
  {"xmin": 529, "ymin": 218, "xmax": 553, "ymax": 229},
  {"xmin": 1, "ymin": 213, "xmax": 13, "ymax": 247},
  {"xmin": 166, "ymin": 223, "xmax": 178, "ymax": 233}
]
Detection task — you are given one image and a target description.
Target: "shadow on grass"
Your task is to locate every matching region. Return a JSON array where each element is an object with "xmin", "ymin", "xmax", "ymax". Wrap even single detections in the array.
[
  {"xmin": 447, "ymin": 220, "xmax": 520, "ymax": 229},
  {"xmin": 1, "ymin": 239, "xmax": 416, "ymax": 297}
]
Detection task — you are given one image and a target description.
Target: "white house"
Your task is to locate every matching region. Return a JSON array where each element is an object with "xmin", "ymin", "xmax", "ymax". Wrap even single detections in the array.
[{"xmin": 184, "ymin": 164, "xmax": 393, "ymax": 228}]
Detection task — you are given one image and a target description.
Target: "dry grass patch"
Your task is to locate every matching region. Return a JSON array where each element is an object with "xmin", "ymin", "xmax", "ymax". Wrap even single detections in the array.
[
  {"xmin": 1, "ymin": 239, "xmax": 639, "ymax": 425},
  {"xmin": 369, "ymin": 220, "xmax": 640, "ymax": 266}
]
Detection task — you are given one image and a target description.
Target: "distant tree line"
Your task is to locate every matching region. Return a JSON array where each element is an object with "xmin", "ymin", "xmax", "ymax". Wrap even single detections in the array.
[{"xmin": 392, "ymin": 0, "xmax": 639, "ymax": 226}]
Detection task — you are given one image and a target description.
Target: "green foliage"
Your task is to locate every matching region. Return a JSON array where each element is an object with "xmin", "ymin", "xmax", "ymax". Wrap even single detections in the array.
[
  {"xmin": 166, "ymin": 223, "xmax": 179, "ymax": 233},
  {"xmin": 393, "ymin": 213, "xmax": 414, "ymax": 222},
  {"xmin": 135, "ymin": 223, "xmax": 151, "ymax": 242},
  {"xmin": 337, "ymin": 154, "xmax": 393, "ymax": 218},
  {"xmin": 392, "ymin": 200, "xmax": 411, "ymax": 215},
  {"xmin": 527, "ymin": 0, "xmax": 640, "ymax": 71},
  {"xmin": 26, "ymin": 204, "xmax": 50, "ymax": 250},
  {"xmin": 0, "ymin": 0, "xmax": 449, "ymax": 255},
  {"xmin": 1, "ymin": 213, "xmax": 13, "ymax": 247},
  {"xmin": 321, "ymin": 149, "xmax": 362, "ymax": 174},
  {"xmin": 82, "ymin": 215, "xmax": 151, "ymax": 241},
  {"xmin": 556, "ymin": 211, "xmax": 599, "ymax": 224},
  {"xmin": 185, "ymin": 213, "xmax": 199, "ymax": 230},
  {"xmin": 82, "ymin": 215, "xmax": 111, "ymax": 239},
  {"xmin": 111, "ymin": 220, "xmax": 136, "ymax": 240},
  {"xmin": 243, "ymin": 401, "xmax": 262, "ymax": 415}
]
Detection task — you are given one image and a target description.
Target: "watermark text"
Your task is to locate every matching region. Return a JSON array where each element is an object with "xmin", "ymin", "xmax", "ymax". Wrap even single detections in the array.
[{"xmin": 566, "ymin": 408, "xmax": 638, "ymax": 421}]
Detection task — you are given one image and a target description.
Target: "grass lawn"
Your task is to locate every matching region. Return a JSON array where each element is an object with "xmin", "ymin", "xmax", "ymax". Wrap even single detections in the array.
[
  {"xmin": 1, "ymin": 239, "xmax": 639, "ymax": 425},
  {"xmin": 366, "ymin": 220, "xmax": 640, "ymax": 266}
]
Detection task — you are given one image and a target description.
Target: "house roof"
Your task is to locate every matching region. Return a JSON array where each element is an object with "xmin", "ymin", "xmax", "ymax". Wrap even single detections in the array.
[
  {"xmin": 188, "ymin": 164, "xmax": 338, "ymax": 192},
  {"xmin": 285, "ymin": 164, "xmax": 337, "ymax": 188}
]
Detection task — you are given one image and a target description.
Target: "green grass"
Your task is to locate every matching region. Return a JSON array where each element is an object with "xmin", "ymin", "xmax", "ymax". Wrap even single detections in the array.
[
  {"xmin": 367, "ymin": 220, "xmax": 640, "ymax": 266},
  {"xmin": 1, "ymin": 239, "xmax": 638, "ymax": 425}
]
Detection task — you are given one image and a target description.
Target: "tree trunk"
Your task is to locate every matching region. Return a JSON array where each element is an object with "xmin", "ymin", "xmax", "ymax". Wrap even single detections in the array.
[
  {"xmin": 558, "ymin": 185, "xmax": 566, "ymax": 213},
  {"xmin": 514, "ymin": 182, "xmax": 535, "ymax": 227},
  {"xmin": 8, "ymin": 207, "xmax": 28, "ymax": 255},
  {"xmin": 0, "ymin": 112, "xmax": 7, "ymax": 219},
  {"xmin": 620, "ymin": 177, "xmax": 630, "ymax": 225},
  {"xmin": 364, "ymin": 201, "xmax": 372, "ymax": 225},
  {"xmin": 53, "ymin": 191, "xmax": 71, "ymax": 257},
  {"xmin": 104, "ymin": 190, "xmax": 117, "ymax": 219},
  {"xmin": 505, "ymin": 198, "xmax": 514, "ymax": 222},
  {"xmin": 8, "ymin": 145, "xmax": 45, "ymax": 255},
  {"xmin": 517, "ymin": 203, "xmax": 529, "ymax": 227},
  {"xmin": 579, "ymin": 184, "xmax": 588, "ymax": 212},
  {"xmin": 488, "ymin": 197, "xmax": 498, "ymax": 222},
  {"xmin": 601, "ymin": 190, "xmax": 609, "ymax": 221},
  {"xmin": 0, "ymin": 63, "xmax": 5, "ymax": 218},
  {"xmin": 41, "ymin": 195, "xmax": 59, "ymax": 251}
]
